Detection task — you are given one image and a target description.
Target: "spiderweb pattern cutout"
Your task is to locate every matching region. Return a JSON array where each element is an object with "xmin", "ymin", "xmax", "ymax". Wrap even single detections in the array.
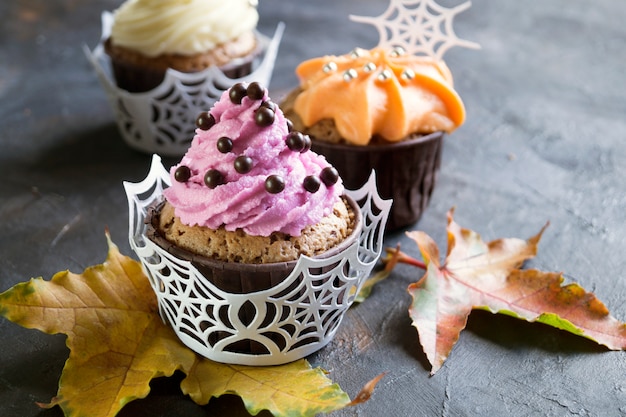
[
  {"xmin": 350, "ymin": 0, "xmax": 479, "ymax": 60},
  {"xmin": 125, "ymin": 156, "xmax": 391, "ymax": 365},
  {"xmin": 85, "ymin": 12, "xmax": 284, "ymax": 157}
]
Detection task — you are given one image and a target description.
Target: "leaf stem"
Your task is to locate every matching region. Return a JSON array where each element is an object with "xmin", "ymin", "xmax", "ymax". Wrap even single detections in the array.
[{"xmin": 384, "ymin": 248, "xmax": 427, "ymax": 270}]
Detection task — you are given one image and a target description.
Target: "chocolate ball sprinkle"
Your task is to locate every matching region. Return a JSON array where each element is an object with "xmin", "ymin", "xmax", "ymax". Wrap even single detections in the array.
[
  {"xmin": 174, "ymin": 165, "xmax": 191, "ymax": 182},
  {"xmin": 216, "ymin": 136, "xmax": 233, "ymax": 153},
  {"xmin": 320, "ymin": 166, "xmax": 339, "ymax": 186},
  {"xmin": 234, "ymin": 155, "xmax": 253, "ymax": 173},
  {"xmin": 303, "ymin": 175, "xmax": 321, "ymax": 193},
  {"xmin": 204, "ymin": 169, "xmax": 224, "ymax": 189},
  {"xmin": 286, "ymin": 119, "xmax": 294, "ymax": 132},
  {"xmin": 247, "ymin": 82, "xmax": 265, "ymax": 100},
  {"xmin": 229, "ymin": 83, "xmax": 247, "ymax": 104},
  {"xmin": 285, "ymin": 131, "xmax": 306, "ymax": 152},
  {"xmin": 254, "ymin": 106, "xmax": 275, "ymax": 127},
  {"xmin": 196, "ymin": 112, "xmax": 215, "ymax": 130},
  {"xmin": 260, "ymin": 100, "xmax": 277, "ymax": 111},
  {"xmin": 265, "ymin": 175, "xmax": 285, "ymax": 194},
  {"xmin": 302, "ymin": 134, "xmax": 312, "ymax": 152}
]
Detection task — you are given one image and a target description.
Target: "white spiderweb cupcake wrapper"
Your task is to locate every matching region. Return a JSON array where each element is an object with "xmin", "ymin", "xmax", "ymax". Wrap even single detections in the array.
[
  {"xmin": 124, "ymin": 155, "xmax": 391, "ymax": 365},
  {"xmin": 84, "ymin": 11, "xmax": 284, "ymax": 157}
]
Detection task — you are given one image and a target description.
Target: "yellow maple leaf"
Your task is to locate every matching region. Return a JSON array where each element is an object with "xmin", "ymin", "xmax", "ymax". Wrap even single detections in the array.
[
  {"xmin": 182, "ymin": 359, "xmax": 350, "ymax": 416},
  {"xmin": 0, "ymin": 233, "xmax": 360, "ymax": 417}
]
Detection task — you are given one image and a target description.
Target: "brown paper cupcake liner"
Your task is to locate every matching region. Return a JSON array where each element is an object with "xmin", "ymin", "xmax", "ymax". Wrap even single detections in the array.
[
  {"xmin": 311, "ymin": 131, "xmax": 443, "ymax": 230},
  {"xmin": 145, "ymin": 196, "xmax": 361, "ymax": 294},
  {"xmin": 105, "ymin": 38, "xmax": 259, "ymax": 93}
]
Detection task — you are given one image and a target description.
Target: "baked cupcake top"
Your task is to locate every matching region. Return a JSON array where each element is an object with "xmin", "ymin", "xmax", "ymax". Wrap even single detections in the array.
[
  {"xmin": 109, "ymin": 0, "xmax": 259, "ymax": 57},
  {"xmin": 163, "ymin": 82, "xmax": 344, "ymax": 237},
  {"xmin": 293, "ymin": 47, "xmax": 466, "ymax": 145}
]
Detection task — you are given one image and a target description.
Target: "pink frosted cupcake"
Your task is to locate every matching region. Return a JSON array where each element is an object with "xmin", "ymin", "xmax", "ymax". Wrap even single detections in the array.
[
  {"xmin": 125, "ymin": 82, "xmax": 390, "ymax": 365},
  {"xmin": 152, "ymin": 82, "xmax": 358, "ymax": 273}
]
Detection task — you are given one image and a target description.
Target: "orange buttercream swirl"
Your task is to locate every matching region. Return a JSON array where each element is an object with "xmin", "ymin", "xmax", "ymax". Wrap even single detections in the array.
[{"xmin": 294, "ymin": 47, "xmax": 466, "ymax": 145}]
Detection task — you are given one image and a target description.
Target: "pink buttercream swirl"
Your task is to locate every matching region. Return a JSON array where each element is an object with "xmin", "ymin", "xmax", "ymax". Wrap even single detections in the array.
[{"xmin": 164, "ymin": 84, "xmax": 344, "ymax": 237}]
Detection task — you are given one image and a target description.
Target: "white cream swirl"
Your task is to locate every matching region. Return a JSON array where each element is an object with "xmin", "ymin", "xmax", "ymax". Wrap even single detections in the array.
[{"xmin": 110, "ymin": 0, "xmax": 259, "ymax": 57}]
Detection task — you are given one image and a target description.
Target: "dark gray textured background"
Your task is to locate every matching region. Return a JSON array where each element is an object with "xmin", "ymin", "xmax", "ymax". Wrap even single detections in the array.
[{"xmin": 1, "ymin": 1, "xmax": 625, "ymax": 416}]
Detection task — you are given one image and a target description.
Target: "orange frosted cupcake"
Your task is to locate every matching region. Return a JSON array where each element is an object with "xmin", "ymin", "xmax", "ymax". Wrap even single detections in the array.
[{"xmin": 282, "ymin": 46, "xmax": 466, "ymax": 230}]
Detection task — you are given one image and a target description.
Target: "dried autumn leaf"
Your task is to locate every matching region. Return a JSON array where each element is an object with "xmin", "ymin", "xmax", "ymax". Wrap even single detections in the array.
[
  {"xmin": 347, "ymin": 372, "xmax": 386, "ymax": 406},
  {"xmin": 0, "ymin": 233, "xmax": 368, "ymax": 417},
  {"xmin": 182, "ymin": 359, "xmax": 350, "ymax": 416},
  {"xmin": 0, "ymin": 233, "xmax": 197, "ymax": 417},
  {"xmin": 353, "ymin": 245, "xmax": 402, "ymax": 303},
  {"xmin": 406, "ymin": 209, "xmax": 626, "ymax": 374}
]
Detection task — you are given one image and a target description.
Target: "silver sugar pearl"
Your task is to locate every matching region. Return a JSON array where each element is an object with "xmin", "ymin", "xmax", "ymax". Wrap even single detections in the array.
[
  {"xmin": 401, "ymin": 68, "xmax": 416, "ymax": 81},
  {"xmin": 377, "ymin": 69, "xmax": 393, "ymax": 81},
  {"xmin": 390, "ymin": 46, "xmax": 406, "ymax": 57},
  {"xmin": 343, "ymin": 68, "xmax": 358, "ymax": 81},
  {"xmin": 350, "ymin": 48, "xmax": 365, "ymax": 58},
  {"xmin": 322, "ymin": 62, "xmax": 338, "ymax": 73},
  {"xmin": 363, "ymin": 62, "xmax": 377, "ymax": 73}
]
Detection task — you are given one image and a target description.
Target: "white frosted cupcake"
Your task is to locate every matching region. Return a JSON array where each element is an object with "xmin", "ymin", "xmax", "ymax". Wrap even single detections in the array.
[
  {"xmin": 86, "ymin": 0, "xmax": 284, "ymax": 156},
  {"xmin": 104, "ymin": 0, "xmax": 261, "ymax": 92}
]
